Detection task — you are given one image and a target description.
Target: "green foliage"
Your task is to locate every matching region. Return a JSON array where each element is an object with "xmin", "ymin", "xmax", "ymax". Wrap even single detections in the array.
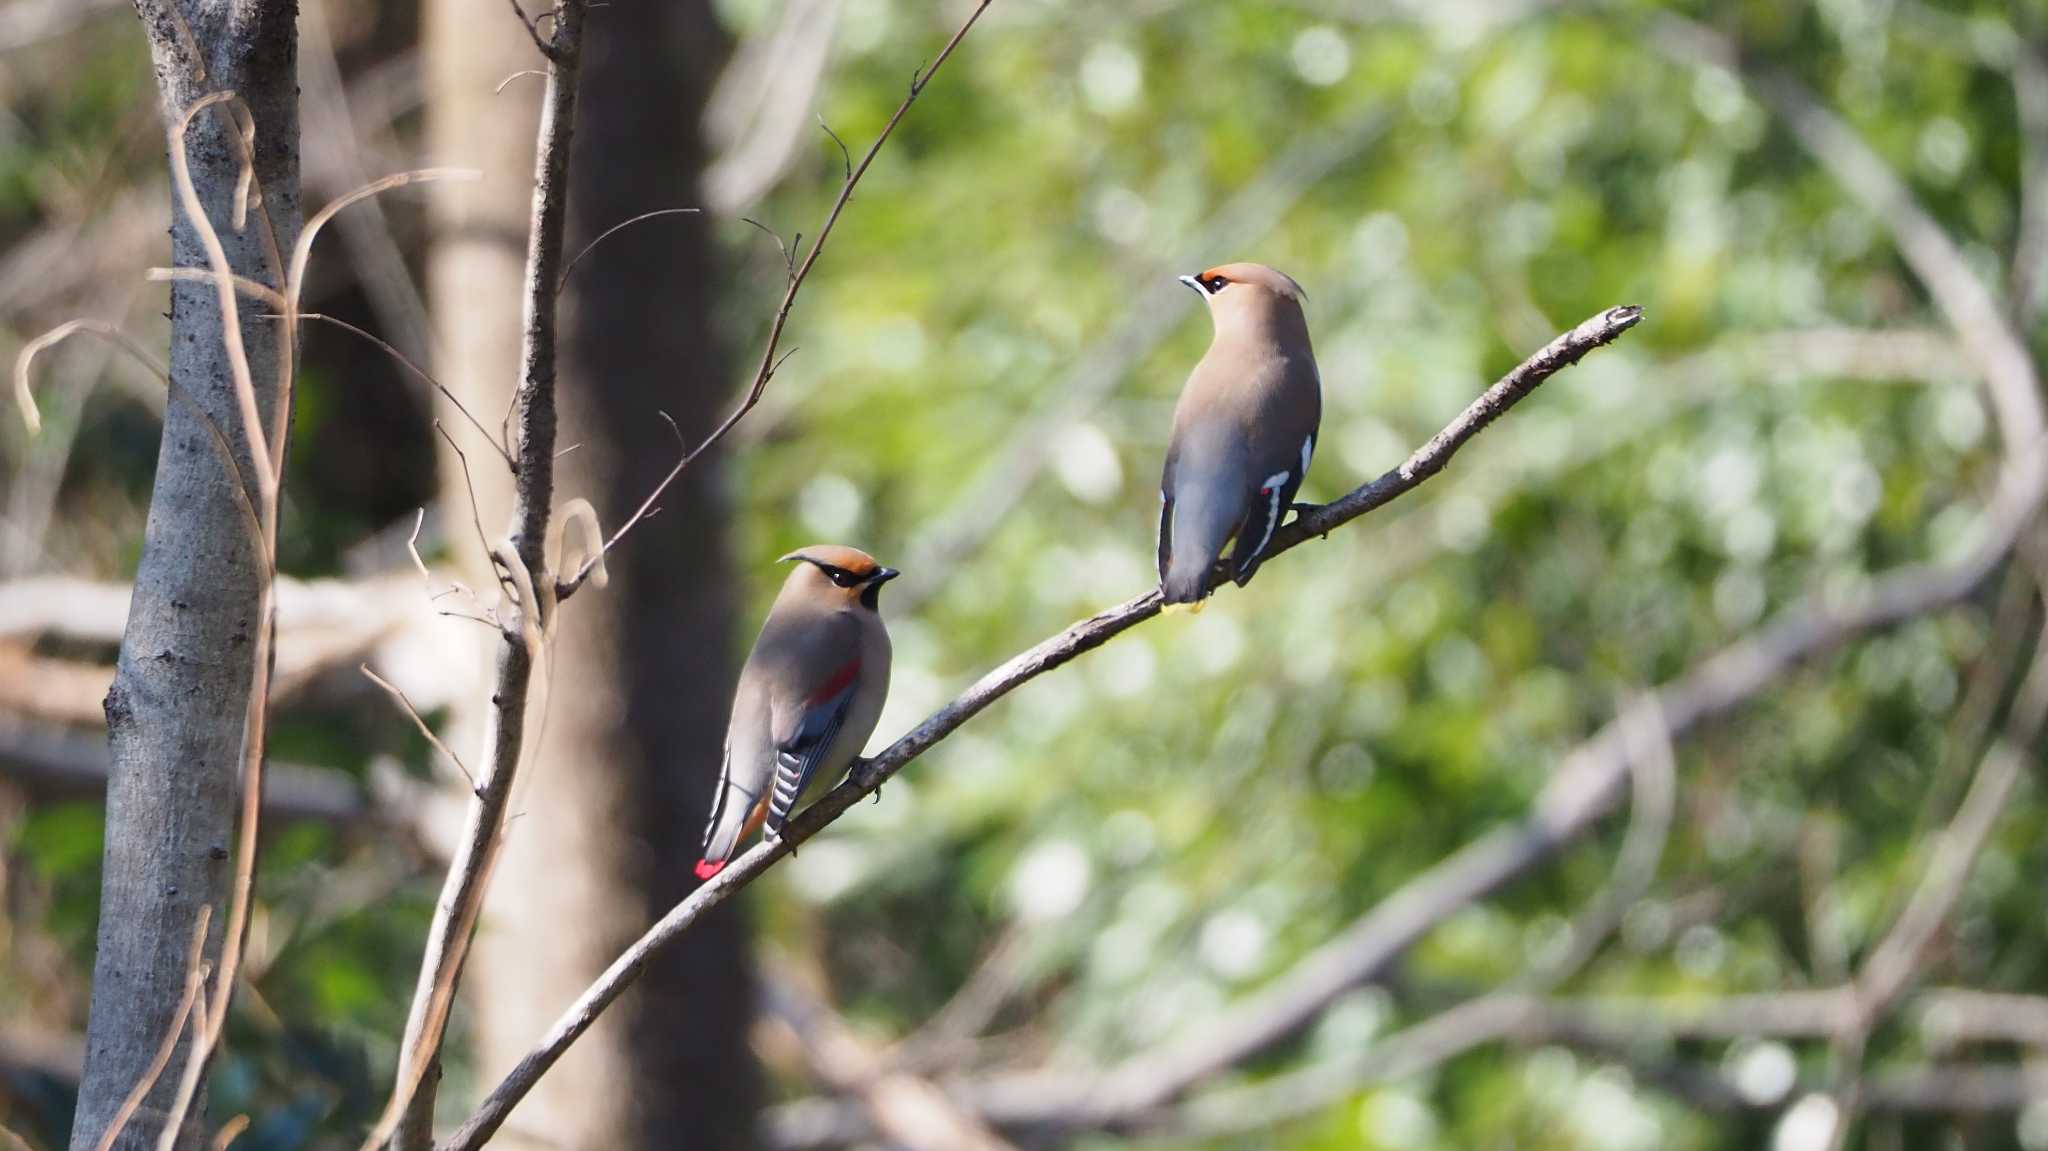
[{"xmin": 9, "ymin": 0, "xmax": 2048, "ymax": 1147}]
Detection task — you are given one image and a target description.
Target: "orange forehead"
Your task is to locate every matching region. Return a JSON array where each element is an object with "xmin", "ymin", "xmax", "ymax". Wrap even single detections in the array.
[
  {"xmin": 1200, "ymin": 262, "xmax": 1306, "ymax": 300},
  {"xmin": 780, "ymin": 544, "xmax": 880, "ymax": 575}
]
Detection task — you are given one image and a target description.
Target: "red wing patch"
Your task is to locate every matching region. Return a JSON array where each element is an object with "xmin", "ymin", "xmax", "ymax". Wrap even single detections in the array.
[{"xmin": 806, "ymin": 658, "xmax": 861, "ymax": 706}]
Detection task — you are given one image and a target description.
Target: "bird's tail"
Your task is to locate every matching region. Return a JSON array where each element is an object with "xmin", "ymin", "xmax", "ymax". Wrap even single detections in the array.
[
  {"xmin": 1160, "ymin": 490, "xmax": 1235, "ymax": 608},
  {"xmin": 696, "ymin": 748, "xmax": 768, "ymax": 879},
  {"xmin": 1160, "ymin": 560, "xmax": 1212, "ymax": 609}
]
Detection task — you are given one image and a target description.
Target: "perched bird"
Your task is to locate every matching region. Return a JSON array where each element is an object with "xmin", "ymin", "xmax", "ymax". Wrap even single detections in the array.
[
  {"xmin": 695, "ymin": 546, "xmax": 897, "ymax": 879},
  {"xmin": 1157, "ymin": 262, "xmax": 1322, "ymax": 607}
]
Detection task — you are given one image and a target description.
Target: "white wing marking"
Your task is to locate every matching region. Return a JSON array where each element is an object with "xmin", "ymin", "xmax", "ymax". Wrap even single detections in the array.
[{"xmin": 1252, "ymin": 469, "xmax": 1290, "ymax": 558}]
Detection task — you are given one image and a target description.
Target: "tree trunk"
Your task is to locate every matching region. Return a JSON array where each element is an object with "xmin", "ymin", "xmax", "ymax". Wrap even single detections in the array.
[
  {"xmin": 423, "ymin": 1, "xmax": 755, "ymax": 1145},
  {"xmin": 71, "ymin": 3, "xmax": 300, "ymax": 1149}
]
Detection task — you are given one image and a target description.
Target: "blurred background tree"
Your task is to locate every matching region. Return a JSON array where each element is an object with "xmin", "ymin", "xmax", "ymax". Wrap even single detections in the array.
[{"xmin": 5, "ymin": 1, "xmax": 2048, "ymax": 1149}]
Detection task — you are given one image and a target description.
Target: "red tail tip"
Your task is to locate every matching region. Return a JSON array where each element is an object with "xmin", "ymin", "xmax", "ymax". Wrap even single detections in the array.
[{"xmin": 694, "ymin": 858, "xmax": 726, "ymax": 880}]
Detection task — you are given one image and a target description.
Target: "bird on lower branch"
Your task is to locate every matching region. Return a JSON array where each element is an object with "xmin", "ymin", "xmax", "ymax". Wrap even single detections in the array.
[{"xmin": 696, "ymin": 545, "xmax": 897, "ymax": 879}]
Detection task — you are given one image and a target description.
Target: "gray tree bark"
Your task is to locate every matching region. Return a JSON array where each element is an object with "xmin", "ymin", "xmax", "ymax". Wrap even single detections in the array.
[
  {"xmin": 422, "ymin": 0, "xmax": 755, "ymax": 1145},
  {"xmin": 70, "ymin": 2, "xmax": 300, "ymax": 1149}
]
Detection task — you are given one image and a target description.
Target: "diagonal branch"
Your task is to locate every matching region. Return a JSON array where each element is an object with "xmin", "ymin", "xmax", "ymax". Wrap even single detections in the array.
[
  {"xmin": 770, "ymin": 422, "xmax": 2048, "ymax": 1144},
  {"xmin": 437, "ymin": 303, "xmax": 1643, "ymax": 1151},
  {"xmin": 959, "ymin": 436, "xmax": 2048, "ymax": 1133}
]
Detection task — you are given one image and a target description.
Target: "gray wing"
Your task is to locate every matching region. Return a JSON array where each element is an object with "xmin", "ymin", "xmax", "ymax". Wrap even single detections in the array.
[
  {"xmin": 1157, "ymin": 434, "xmax": 1182, "ymax": 585},
  {"xmin": 764, "ymin": 675, "xmax": 858, "ymax": 834},
  {"xmin": 1228, "ymin": 428, "xmax": 1316, "ymax": 586}
]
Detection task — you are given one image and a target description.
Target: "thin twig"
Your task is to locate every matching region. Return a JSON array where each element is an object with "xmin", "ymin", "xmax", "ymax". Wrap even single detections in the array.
[
  {"xmin": 362, "ymin": 664, "xmax": 478, "ymax": 792},
  {"xmin": 554, "ymin": 0, "xmax": 1000, "ymax": 602},
  {"xmin": 494, "ymin": 69, "xmax": 547, "ymax": 95},
  {"xmin": 295, "ymin": 312, "xmax": 513, "ymax": 467},
  {"xmin": 434, "ymin": 422, "xmax": 496, "ymax": 572},
  {"xmin": 152, "ymin": 978, "xmax": 211, "ymax": 1151},
  {"xmin": 211, "ymin": 1115, "xmax": 249, "ymax": 1151},
  {"xmin": 168, "ymin": 91, "xmax": 274, "ymax": 498},
  {"xmin": 404, "ymin": 509, "xmax": 497, "ymax": 628},
  {"xmin": 739, "ymin": 215, "xmax": 794, "ymax": 281},
  {"xmin": 279, "ymin": 166, "xmax": 481, "ymax": 486},
  {"xmin": 556, "ymin": 207, "xmax": 702, "ymax": 289},
  {"xmin": 11, "ymin": 316, "xmax": 266, "ymax": 554},
  {"xmin": 503, "ymin": 0, "xmax": 558, "ymax": 61},
  {"xmin": 13, "ymin": 320, "xmax": 171, "ymax": 434},
  {"xmin": 90, "ymin": 909, "xmax": 211, "ymax": 1151}
]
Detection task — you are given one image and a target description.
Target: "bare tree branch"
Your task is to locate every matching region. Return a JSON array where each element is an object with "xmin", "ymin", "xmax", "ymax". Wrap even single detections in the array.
[
  {"xmin": 438, "ymin": 304, "xmax": 1643, "ymax": 1151},
  {"xmin": 380, "ymin": 3, "xmax": 590, "ymax": 1145},
  {"xmin": 88, "ymin": 910, "xmax": 210, "ymax": 1151},
  {"xmin": 552, "ymin": 0, "xmax": 998, "ymax": 602}
]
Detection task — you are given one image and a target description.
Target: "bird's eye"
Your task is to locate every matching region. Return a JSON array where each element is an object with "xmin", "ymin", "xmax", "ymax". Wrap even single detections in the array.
[
  {"xmin": 825, "ymin": 567, "xmax": 859, "ymax": 587},
  {"xmin": 1205, "ymin": 277, "xmax": 1229, "ymax": 292}
]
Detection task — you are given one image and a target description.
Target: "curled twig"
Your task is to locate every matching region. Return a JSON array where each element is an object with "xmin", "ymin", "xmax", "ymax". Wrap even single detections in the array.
[
  {"xmin": 14, "ymin": 320, "xmax": 171, "ymax": 435},
  {"xmin": 555, "ymin": 498, "xmax": 608, "ymax": 595},
  {"xmin": 495, "ymin": 69, "xmax": 548, "ymax": 95}
]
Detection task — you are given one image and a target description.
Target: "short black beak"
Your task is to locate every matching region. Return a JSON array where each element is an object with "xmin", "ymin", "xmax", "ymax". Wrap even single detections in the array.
[
  {"xmin": 871, "ymin": 567, "xmax": 901, "ymax": 585},
  {"xmin": 1178, "ymin": 274, "xmax": 1206, "ymax": 295}
]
